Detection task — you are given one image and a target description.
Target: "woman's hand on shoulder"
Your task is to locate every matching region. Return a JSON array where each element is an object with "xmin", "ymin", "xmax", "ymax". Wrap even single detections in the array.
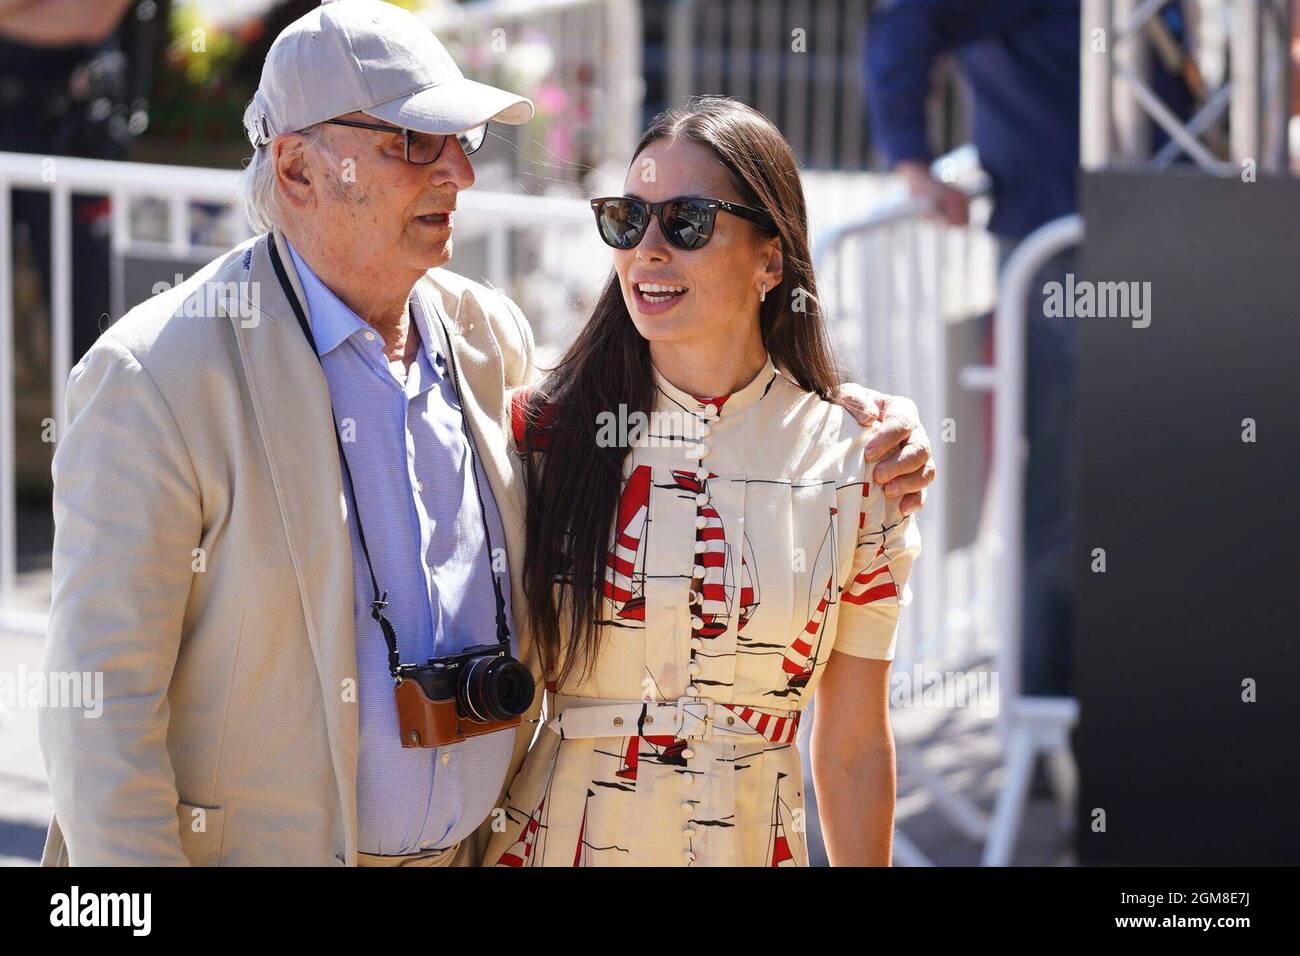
[{"xmin": 832, "ymin": 383, "xmax": 935, "ymax": 517}]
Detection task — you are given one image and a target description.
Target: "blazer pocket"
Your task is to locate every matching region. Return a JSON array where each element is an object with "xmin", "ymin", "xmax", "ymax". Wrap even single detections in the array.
[{"xmin": 176, "ymin": 802, "xmax": 226, "ymax": 866}]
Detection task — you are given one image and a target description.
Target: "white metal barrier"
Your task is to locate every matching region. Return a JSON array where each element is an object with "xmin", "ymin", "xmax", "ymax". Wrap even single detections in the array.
[
  {"xmin": 814, "ymin": 147, "xmax": 1091, "ymax": 864},
  {"xmin": 813, "ymin": 148, "xmax": 1078, "ymax": 865},
  {"xmin": 971, "ymin": 214, "xmax": 1084, "ymax": 866},
  {"xmin": 0, "ymin": 150, "xmax": 600, "ymax": 634},
  {"xmin": 814, "ymin": 146, "xmax": 996, "ymax": 682}
]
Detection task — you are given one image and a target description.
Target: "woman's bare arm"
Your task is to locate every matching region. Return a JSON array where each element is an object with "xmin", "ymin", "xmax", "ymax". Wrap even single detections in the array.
[{"xmin": 811, "ymin": 650, "xmax": 896, "ymax": 866}]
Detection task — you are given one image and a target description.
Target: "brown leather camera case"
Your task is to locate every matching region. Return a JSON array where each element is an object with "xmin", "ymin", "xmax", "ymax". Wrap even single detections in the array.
[{"xmin": 394, "ymin": 677, "xmax": 522, "ymax": 747}]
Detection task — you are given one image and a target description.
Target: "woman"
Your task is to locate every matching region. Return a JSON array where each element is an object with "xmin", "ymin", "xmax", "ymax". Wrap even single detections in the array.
[{"xmin": 485, "ymin": 97, "xmax": 922, "ymax": 866}]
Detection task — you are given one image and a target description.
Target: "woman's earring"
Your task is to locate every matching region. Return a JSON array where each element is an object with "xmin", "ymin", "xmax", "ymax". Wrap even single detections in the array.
[{"xmin": 758, "ymin": 283, "xmax": 767, "ymax": 303}]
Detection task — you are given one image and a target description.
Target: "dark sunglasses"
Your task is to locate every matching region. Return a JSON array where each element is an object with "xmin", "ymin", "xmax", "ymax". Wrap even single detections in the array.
[
  {"xmin": 590, "ymin": 195, "xmax": 777, "ymax": 251},
  {"xmin": 321, "ymin": 118, "xmax": 487, "ymax": 165}
]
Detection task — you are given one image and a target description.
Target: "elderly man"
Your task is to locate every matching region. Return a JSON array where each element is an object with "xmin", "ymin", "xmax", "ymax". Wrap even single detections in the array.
[{"xmin": 38, "ymin": 0, "xmax": 934, "ymax": 867}]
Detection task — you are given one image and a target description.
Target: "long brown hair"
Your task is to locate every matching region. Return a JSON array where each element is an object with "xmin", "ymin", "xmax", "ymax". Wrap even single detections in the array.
[{"xmin": 522, "ymin": 96, "xmax": 842, "ymax": 684}]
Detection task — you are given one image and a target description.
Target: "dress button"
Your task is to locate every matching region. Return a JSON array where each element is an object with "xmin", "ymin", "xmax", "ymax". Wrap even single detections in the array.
[
  {"xmin": 681, "ymin": 771, "xmax": 694, "ymax": 784},
  {"xmin": 687, "ymin": 683, "xmax": 700, "ymax": 695},
  {"xmin": 693, "ymin": 540, "xmax": 705, "ymax": 553},
  {"xmin": 694, "ymin": 492, "xmax": 708, "ymax": 506},
  {"xmin": 684, "ymin": 850, "xmax": 697, "ymax": 864},
  {"xmin": 613, "ymin": 716, "xmax": 624, "ymax": 728},
  {"xmin": 682, "ymin": 828, "xmax": 695, "ymax": 839},
  {"xmin": 694, "ymin": 515, "xmax": 708, "ymax": 530},
  {"xmin": 703, "ymin": 404, "xmax": 718, "ymax": 417},
  {"xmin": 682, "ymin": 748, "xmax": 695, "ymax": 760},
  {"xmin": 364, "ymin": 331, "xmax": 376, "ymax": 341},
  {"xmin": 695, "ymin": 468, "xmax": 709, "ymax": 481},
  {"xmin": 697, "ymin": 445, "xmax": 711, "ymax": 460},
  {"xmin": 687, "ymin": 661, "xmax": 700, "ymax": 675},
  {"xmin": 690, "ymin": 637, "xmax": 703, "ymax": 650},
  {"xmin": 690, "ymin": 616, "xmax": 704, "ymax": 629},
  {"xmin": 440, "ymin": 752, "xmax": 450, "ymax": 765},
  {"xmin": 414, "ymin": 479, "xmax": 425, "ymax": 493},
  {"xmin": 680, "ymin": 802, "xmax": 693, "ymax": 813},
  {"xmin": 693, "ymin": 565, "xmax": 705, "ymax": 579}
]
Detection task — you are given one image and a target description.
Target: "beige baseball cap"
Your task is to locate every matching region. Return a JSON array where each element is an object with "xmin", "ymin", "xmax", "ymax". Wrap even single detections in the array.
[{"xmin": 243, "ymin": 0, "xmax": 534, "ymax": 148}]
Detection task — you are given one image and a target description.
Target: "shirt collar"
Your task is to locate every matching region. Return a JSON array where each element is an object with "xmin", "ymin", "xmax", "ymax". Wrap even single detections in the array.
[
  {"xmin": 284, "ymin": 237, "xmax": 369, "ymax": 357},
  {"xmin": 284, "ymin": 238, "xmax": 444, "ymax": 373},
  {"xmin": 652, "ymin": 352, "xmax": 779, "ymax": 419}
]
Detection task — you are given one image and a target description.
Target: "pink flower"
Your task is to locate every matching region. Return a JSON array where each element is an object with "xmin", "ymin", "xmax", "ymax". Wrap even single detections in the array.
[{"xmin": 533, "ymin": 83, "xmax": 568, "ymax": 115}]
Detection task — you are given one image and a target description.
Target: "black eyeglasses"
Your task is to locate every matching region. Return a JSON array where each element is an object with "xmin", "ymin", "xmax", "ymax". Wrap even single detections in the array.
[
  {"xmin": 590, "ymin": 195, "xmax": 777, "ymax": 251},
  {"xmin": 321, "ymin": 118, "xmax": 488, "ymax": 165}
]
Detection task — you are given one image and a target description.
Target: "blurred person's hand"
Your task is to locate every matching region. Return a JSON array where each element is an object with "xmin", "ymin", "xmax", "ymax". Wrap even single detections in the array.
[{"xmin": 898, "ymin": 159, "xmax": 971, "ymax": 227}]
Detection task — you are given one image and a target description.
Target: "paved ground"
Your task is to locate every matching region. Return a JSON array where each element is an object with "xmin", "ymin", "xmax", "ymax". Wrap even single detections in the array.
[{"xmin": 1, "ymin": 570, "xmax": 1072, "ymax": 866}]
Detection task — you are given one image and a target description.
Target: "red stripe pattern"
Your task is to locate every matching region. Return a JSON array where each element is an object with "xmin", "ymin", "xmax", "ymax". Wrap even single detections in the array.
[{"xmin": 720, "ymin": 704, "xmax": 801, "ymax": 743}]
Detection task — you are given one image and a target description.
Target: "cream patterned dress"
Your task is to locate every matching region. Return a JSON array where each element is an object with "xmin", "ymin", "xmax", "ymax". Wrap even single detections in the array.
[{"xmin": 485, "ymin": 355, "xmax": 921, "ymax": 866}]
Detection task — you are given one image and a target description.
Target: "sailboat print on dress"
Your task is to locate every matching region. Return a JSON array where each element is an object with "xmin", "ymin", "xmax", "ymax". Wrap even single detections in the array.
[
  {"xmin": 776, "ymin": 508, "xmax": 838, "ymax": 694},
  {"xmin": 496, "ymin": 797, "xmax": 546, "ymax": 867},
  {"xmin": 720, "ymin": 704, "xmax": 801, "ymax": 744},
  {"xmin": 601, "ymin": 465, "xmax": 651, "ymax": 627},
  {"xmin": 737, "ymin": 533, "xmax": 760, "ymax": 632},
  {"xmin": 494, "ymin": 744, "xmax": 563, "ymax": 867},
  {"xmin": 612, "ymin": 733, "xmax": 688, "ymax": 782},
  {"xmin": 667, "ymin": 469, "xmax": 762, "ymax": 641},
  {"xmin": 573, "ymin": 789, "xmax": 591, "ymax": 866},
  {"xmin": 767, "ymin": 772, "xmax": 799, "ymax": 867},
  {"xmin": 669, "ymin": 469, "xmax": 733, "ymax": 638},
  {"xmin": 571, "ymin": 788, "xmax": 630, "ymax": 865},
  {"xmin": 844, "ymin": 481, "xmax": 902, "ymax": 606}
]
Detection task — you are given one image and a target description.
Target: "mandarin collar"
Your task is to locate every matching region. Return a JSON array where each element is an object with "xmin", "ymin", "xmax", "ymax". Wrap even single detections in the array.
[{"xmin": 652, "ymin": 353, "xmax": 779, "ymax": 419}]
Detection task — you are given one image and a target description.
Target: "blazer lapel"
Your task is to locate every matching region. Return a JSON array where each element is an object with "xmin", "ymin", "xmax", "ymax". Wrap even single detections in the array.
[
  {"xmin": 415, "ymin": 282, "xmax": 529, "ymax": 644},
  {"xmin": 231, "ymin": 229, "xmax": 359, "ymax": 857}
]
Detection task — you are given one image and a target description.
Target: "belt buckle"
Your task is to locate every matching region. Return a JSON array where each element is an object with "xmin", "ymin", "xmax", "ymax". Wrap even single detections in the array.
[{"xmin": 674, "ymin": 695, "xmax": 715, "ymax": 741}]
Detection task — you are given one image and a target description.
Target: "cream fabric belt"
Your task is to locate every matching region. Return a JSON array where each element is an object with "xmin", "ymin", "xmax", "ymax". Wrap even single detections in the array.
[{"xmin": 549, "ymin": 694, "xmax": 802, "ymax": 743}]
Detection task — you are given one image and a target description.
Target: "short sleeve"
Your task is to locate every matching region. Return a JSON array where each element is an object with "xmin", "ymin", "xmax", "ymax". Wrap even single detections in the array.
[{"xmin": 833, "ymin": 478, "xmax": 922, "ymax": 661}]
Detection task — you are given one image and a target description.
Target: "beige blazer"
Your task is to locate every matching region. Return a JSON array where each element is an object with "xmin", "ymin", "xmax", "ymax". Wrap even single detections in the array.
[{"xmin": 38, "ymin": 228, "xmax": 541, "ymax": 866}]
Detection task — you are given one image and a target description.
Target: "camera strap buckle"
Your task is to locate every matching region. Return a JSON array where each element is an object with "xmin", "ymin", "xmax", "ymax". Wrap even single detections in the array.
[{"xmin": 674, "ymin": 695, "xmax": 716, "ymax": 741}]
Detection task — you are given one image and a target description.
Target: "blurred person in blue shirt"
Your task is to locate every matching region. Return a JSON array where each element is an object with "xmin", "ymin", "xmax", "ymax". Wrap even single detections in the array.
[{"xmin": 865, "ymin": 0, "xmax": 1196, "ymax": 239}]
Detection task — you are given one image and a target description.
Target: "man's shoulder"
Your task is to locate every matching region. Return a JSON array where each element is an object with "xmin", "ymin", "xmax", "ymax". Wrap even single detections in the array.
[
  {"xmin": 94, "ymin": 235, "xmax": 261, "ymax": 365},
  {"xmin": 422, "ymin": 266, "xmax": 523, "ymax": 326},
  {"xmin": 421, "ymin": 267, "xmax": 534, "ymax": 379}
]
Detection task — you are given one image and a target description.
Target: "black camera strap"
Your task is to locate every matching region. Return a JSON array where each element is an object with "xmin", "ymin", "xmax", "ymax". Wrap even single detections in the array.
[{"xmin": 266, "ymin": 234, "xmax": 512, "ymax": 681}]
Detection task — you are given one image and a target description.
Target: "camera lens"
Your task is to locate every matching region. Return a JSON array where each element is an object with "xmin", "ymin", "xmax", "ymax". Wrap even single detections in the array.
[{"xmin": 459, "ymin": 655, "xmax": 536, "ymax": 723}]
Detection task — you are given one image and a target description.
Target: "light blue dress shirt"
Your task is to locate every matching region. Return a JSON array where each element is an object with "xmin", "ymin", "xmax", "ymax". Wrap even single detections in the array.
[{"xmin": 286, "ymin": 239, "xmax": 517, "ymax": 855}]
